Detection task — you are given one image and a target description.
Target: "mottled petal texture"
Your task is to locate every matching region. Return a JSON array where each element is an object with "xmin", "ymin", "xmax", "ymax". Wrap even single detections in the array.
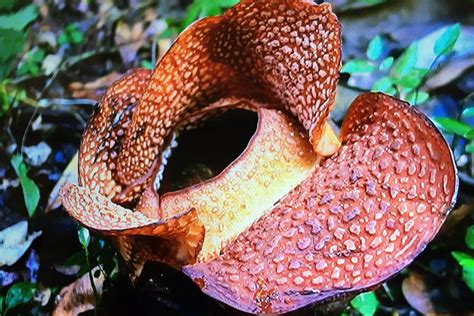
[{"xmin": 183, "ymin": 93, "xmax": 457, "ymax": 314}]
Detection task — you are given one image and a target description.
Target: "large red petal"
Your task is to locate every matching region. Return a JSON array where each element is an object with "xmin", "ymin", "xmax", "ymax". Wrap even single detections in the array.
[{"xmin": 183, "ymin": 93, "xmax": 457, "ymax": 314}]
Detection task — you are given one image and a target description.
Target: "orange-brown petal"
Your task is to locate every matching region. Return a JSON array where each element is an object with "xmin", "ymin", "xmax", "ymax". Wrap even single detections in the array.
[
  {"xmin": 183, "ymin": 93, "xmax": 458, "ymax": 314},
  {"xmin": 60, "ymin": 183, "xmax": 205, "ymax": 271},
  {"xmin": 79, "ymin": 68, "xmax": 151, "ymax": 202},
  {"xmin": 115, "ymin": 0, "xmax": 341, "ymax": 192}
]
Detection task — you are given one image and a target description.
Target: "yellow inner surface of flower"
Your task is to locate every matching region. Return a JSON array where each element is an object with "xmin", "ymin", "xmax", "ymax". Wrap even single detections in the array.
[
  {"xmin": 160, "ymin": 109, "xmax": 340, "ymax": 261},
  {"xmin": 61, "ymin": 106, "xmax": 340, "ymax": 265}
]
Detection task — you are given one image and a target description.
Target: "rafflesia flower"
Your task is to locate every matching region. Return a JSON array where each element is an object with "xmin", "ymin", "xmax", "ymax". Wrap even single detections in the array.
[{"xmin": 60, "ymin": 0, "xmax": 458, "ymax": 314}]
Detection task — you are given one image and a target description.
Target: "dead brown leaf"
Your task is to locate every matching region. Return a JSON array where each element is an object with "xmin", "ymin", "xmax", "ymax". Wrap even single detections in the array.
[
  {"xmin": 144, "ymin": 8, "xmax": 157, "ymax": 22},
  {"xmin": 402, "ymin": 272, "xmax": 436, "ymax": 315},
  {"xmin": 440, "ymin": 203, "xmax": 474, "ymax": 236},
  {"xmin": 115, "ymin": 21, "xmax": 145, "ymax": 65},
  {"xmin": 46, "ymin": 153, "xmax": 78, "ymax": 212},
  {"xmin": 53, "ymin": 266, "xmax": 104, "ymax": 316},
  {"xmin": 426, "ymin": 57, "xmax": 474, "ymax": 91},
  {"xmin": 69, "ymin": 72, "xmax": 123, "ymax": 100}
]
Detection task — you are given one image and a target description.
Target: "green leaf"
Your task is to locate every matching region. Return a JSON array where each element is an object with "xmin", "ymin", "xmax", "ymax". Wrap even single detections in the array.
[
  {"xmin": 465, "ymin": 129, "xmax": 474, "ymax": 140},
  {"xmin": 467, "ymin": 142, "xmax": 474, "ymax": 154},
  {"xmin": 385, "ymin": 87, "xmax": 397, "ymax": 96},
  {"xmin": 181, "ymin": 2, "xmax": 202, "ymax": 29},
  {"xmin": 406, "ymin": 91, "xmax": 429, "ymax": 105},
  {"xmin": 58, "ymin": 24, "xmax": 84, "ymax": 45},
  {"xmin": 0, "ymin": 62, "xmax": 14, "ymax": 81},
  {"xmin": 0, "ymin": 0, "xmax": 16, "ymax": 10},
  {"xmin": 5, "ymin": 282, "xmax": 36, "ymax": 312},
  {"xmin": 58, "ymin": 32, "xmax": 68, "ymax": 45},
  {"xmin": 66, "ymin": 23, "xmax": 77, "ymax": 33},
  {"xmin": 452, "ymin": 251, "xmax": 474, "ymax": 267},
  {"xmin": 69, "ymin": 30, "xmax": 84, "ymax": 44},
  {"xmin": 367, "ymin": 35, "xmax": 384, "ymax": 61},
  {"xmin": 181, "ymin": 0, "xmax": 238, "ymax": 29},
  {"xmin": 217, "ymin": 0, "xmax": 239, "ymax": 7},
  {"xmin": 463, "ymin": 107, "xmax": 474, "ymax": 117},
  {"xmin": 159, "ymin": 25, "xmax": 179, "ymax": 39},
  {"xmin": 30, "ymin": 48, "xmax": 45, "ymax": 62},
  {"xmin": 453, "ymin": 252, "xmax": 474, "ymax": 292},
  {"xmin": 395, "ymin": 68, "xmax": 429, "ymax": 89},
  {"xmin": 10, "ymin": 154, "xmax": 40, "ymax": 217},
  {"xmin": 17, "ymin": 62, "xmax": 29, "ymax": 76},
  {"xmin": 379, "ymin": 56, "xmax": 394, "ymax": 71},
  {"xmin": 371, "ymin": 77, "xmax": 394, "ymax": 93},
  {"xmin": 466, "ymin": 226, "xmax": 474, "ymax": 250},
  {"xmin": 462, "ymin": 267, "xmax": 474, "ymax": 291},
  {"xmin": 141, "ymin": 60, "xmax": 154, "ymax": 69},
  {"xmin": 78, "ymin": 227, "xmax": 91, "ymax": 249},
  {"xmin": 392, "ymin": 42, "xmax": 418, "ymax": 78},
  {"xmin": 0, "ymin": 295, "xmax": 4, "ymax": 315},
  {"xmin": 202, "ymin": 5, "xmax": 221, "ymax": 17},
  {"xmin": 17, "ymin": 48, "xmax": 45, "ymax": 76},
  {"xmin": 0, "ymin": 28, "xmax": 26, "ymax": 63},
  {"xmin": 341, "ymin": 59, "xmax": 377, "ymax": 74},
  {"xmin": 0, "ymin": 28, "xmax": 26, "ymax": 79},
  {"xmin": 361, "ymin": 0, "xmax": 386, "ymax": 4},
  {"xmin": 351, "ymin": 291, "xmax": 379, "ymax": 316},
  {"xmin": 0, "ymin": 4, "xmax": 38, "ymax": 31},
  {"xmin": 434, "ymin": 23, "xmax": 461, "ymax": 56},
  {"xmin": 434, "ymin": 118, "xmax": 472, "ymax": 137}
]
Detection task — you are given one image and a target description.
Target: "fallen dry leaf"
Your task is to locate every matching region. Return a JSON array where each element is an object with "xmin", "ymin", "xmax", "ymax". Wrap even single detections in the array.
[
  {"xmin": 115, "ymin": 21, "xmax": 145, "ymax": 65},
  {"xmin": 440, "ymin": 203, "xmax": 474, "ymax": 236},
  {"xmin": 24, "ymin": 141, "xmax": 52, "ymax": 166},
  {"xmin": 157, "ymin": 38, "xmax": 172, "ymax": 62},
  {"xmin": 425, "ymin": 57, "xmax": 474, "ymax": 91},
  {"xmin": 46, "ymin": 152, "xmax": 78, "ymax": 212},
  {"xmin": 69, "ymin": 72, "xmax": 123, "ymax": 100},
  {"xmin": 42, "ymin": 53, "xmax": 62, "ymax": 76},
  {"xmin": 0, "ymin": 221, "xmax": 42, "ymax": 267},
  {"xmin": 53, "ymin": 266, "xmax": 104, "ymax": 316},
  {"xmin": 402, "ymin": 272, "xmax": 436, "ymax": 315}
]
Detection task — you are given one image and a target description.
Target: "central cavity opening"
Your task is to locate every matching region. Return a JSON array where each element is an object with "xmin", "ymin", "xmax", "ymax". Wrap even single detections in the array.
[{"xmin": 158, "ymin": 109, "xmax": 258, "ymax": 194}]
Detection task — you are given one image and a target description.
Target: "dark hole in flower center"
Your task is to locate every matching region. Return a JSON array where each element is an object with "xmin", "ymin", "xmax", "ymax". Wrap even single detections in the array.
[{"xmin": 159, "ymin": 109, "xmax": 258, "ymax": 194}]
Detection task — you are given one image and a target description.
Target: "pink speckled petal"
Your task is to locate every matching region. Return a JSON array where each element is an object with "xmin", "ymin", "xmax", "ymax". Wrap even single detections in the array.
[{"xmin": 183, "ymin": 93, "xmax": 457, "ymax": 314}]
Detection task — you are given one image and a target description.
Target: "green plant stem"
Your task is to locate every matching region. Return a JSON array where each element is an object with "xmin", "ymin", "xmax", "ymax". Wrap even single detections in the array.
[
  {"xmin": 471, "ymin": 151, "xmax": 474, "ymax": 178},
  {"xmin": 413, "ymin": 55, "xmax": 440, "ymax": 106},
  {"xmin": 382, "ymin": 283, "xmax": 394, "ymax": 301},
  {"xmin": 151, "ymin": 38, "xmax": 157, "ymax": 66},
  {"xmin": 84, "ymin": 247, "xmax": 99, "ymax": 316},
  {"xmin": 414, "ymin": 42, "xmax": 455, "ymax": 105}
]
